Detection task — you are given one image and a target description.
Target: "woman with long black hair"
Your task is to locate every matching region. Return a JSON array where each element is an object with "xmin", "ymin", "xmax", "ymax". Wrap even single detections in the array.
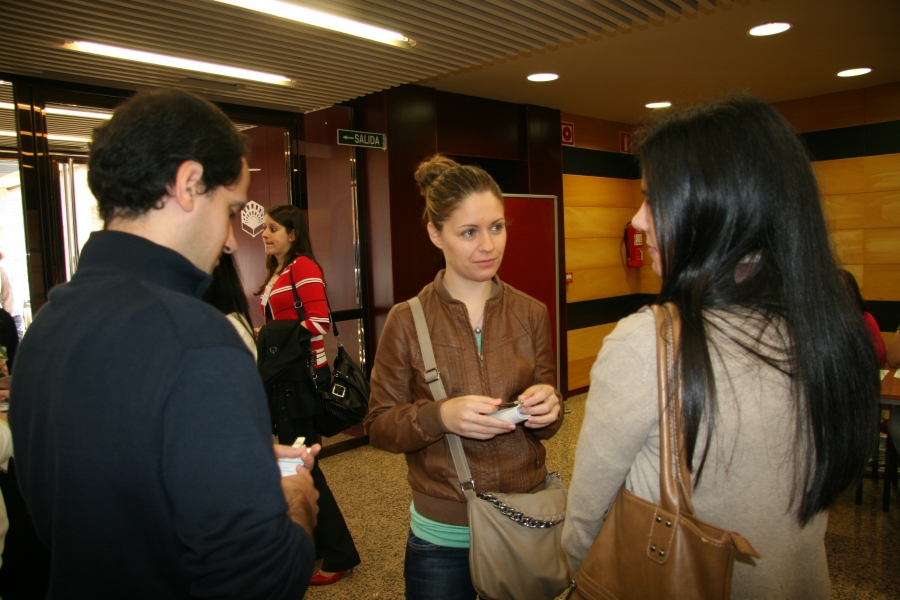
[
  {"xmin": 258, "ymin": 204, "xmax": 360, "ymax": 585},
  {"xmin": 562, "ymin": 95, "xmax": 880, "ymax": 598},
  {"xmin": 203, "ymin": 253, "xmax": 256, "ymax": 358}
]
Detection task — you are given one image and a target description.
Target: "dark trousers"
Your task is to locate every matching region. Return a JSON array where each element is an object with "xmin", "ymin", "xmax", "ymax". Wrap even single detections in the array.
[
  {"xmin": 279, "ymin": 416, "xmax": 360, "ymax": 573},
  {"xmin": 404, "ymin": 530, "xmax": 476, "ymax": 600}
]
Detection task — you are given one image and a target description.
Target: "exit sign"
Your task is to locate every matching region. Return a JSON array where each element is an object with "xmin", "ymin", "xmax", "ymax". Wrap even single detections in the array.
[{"xmin": 337, "ymin": 129, "xmax": 386, "ymax": 150}]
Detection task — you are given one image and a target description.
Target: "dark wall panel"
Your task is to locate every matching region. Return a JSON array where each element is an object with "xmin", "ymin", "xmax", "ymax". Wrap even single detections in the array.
[
  {"xmin": 436, "ymin": 91, "xmax": 523, "ymax": 160},
  {"xmin": 562, "ymin": 146, "xmax": 640, "ymax": 178},
  {"xmin": 385, "ymin": 85, "xmax": 441, "ymax": 305},
  {"xmin": 524, "ymin": 104, "xmax": 567, "ymax": 392},
  {"xmin": 568, "ymin": 295, "xmax": 658, "ymax": 330},
  {"xmin": 797, "ymin": 119, "xmax": 900, "ymax": 162},
  {"xmin": 361, "ymin": 92, "xmax": 393, "ymax": 343}
]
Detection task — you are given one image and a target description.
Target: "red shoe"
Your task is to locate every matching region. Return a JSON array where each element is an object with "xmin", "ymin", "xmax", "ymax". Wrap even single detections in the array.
[{"xmin": 310, "ymin": 569, "xmax": 353, "ymax": 585}]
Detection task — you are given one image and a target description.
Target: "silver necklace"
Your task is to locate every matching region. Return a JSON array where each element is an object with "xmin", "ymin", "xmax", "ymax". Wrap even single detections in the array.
[{"xmin": 471, "ymin": 311, "xmax": 485, "ymax": 336}]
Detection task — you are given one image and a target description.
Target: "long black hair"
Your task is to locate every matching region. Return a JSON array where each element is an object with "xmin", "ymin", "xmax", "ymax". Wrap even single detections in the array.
[
  {"xmin": 255, "ymin": 204, "xmax": 321, "ymax": 295},
  {"xmin": 837, "ymin": 269, "xmax": 867, "ymax": 314},
  {"xmin": 203, "ymin": 253, "xmax": 253, "ymax": 337},
  {"xmin": 635, "ymin": 94, "xmax": 879, "ymax": 525}
]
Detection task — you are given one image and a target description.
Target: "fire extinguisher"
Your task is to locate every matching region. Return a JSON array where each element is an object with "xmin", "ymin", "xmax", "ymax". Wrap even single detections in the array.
[{"xmin": 623, "ymin": 222, "xmax": 644, "ymax": 268}]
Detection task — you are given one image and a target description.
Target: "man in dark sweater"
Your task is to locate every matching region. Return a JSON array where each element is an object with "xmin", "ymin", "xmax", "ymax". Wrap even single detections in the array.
[{"xmin": 9, "ymin": 89, "xmax": 319, "ymax": 598}]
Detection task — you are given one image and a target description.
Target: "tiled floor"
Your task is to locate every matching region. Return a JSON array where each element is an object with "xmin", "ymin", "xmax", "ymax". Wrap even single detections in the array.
[{"xmin": 310, "ymin": 394, "xmax": 900, "ymax": 599}]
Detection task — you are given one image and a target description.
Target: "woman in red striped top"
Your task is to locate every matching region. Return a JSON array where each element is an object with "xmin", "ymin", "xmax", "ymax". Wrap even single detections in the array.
[{"xmin": 258, "ymin": 204, "xmax": 361, "ymax": 585}]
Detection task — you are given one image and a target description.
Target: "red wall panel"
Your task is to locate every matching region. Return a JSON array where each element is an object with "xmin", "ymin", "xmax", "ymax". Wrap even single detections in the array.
[{"xmin": 497, "ymin": 195, "xmax": 560, "ymax": 377}]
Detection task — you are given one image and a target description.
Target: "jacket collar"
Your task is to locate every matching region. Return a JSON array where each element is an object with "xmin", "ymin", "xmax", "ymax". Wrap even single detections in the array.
[
  {"xmin": 73, "ymin": 230, "xmax": 212, "ymax": 299},
  {"xmin": 432, "ymin": 270, "xmax": 503, "ymax": 305}
]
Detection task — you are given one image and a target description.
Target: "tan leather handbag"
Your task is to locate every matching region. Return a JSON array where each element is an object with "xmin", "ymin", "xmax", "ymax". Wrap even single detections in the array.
[
  {"xmin": 571, "ymin": 304, "xmax": 759, "ymax": 600},
  {"xmin": 408, "ymin": 297, "xmax": 570, "ymax": 600}
]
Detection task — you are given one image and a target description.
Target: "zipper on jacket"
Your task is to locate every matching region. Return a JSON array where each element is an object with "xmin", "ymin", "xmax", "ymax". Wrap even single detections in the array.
[{"xmin": 463, "ymin": 306, "xmax": 489, "ymax": 387}]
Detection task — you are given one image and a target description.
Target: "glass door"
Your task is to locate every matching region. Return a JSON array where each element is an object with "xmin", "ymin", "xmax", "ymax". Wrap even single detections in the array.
[{"xmin": 0, "ymin": 81, "xmax": 31, "ymax": 338}]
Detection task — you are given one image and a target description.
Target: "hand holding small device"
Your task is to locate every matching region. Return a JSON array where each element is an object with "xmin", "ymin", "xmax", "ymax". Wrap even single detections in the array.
[{"xmin": 275, "ymin": 437, "xmax": 321, "ymax": 476}]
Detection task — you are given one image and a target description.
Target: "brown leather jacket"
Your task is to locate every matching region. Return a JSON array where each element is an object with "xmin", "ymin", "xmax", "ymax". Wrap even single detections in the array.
[{"xmin": 365, "ymin": 271, "xmax": 564, "ymax": 526}]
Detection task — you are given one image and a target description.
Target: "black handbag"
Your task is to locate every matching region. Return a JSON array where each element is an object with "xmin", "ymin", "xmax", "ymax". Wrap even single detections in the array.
[
  {"xmin": 280, "ymin": 269, "xmax": 370, "ymax": 438},
  {"xmin": 313, "ymin": 315, "xmax": 371, "ymax": 437}
]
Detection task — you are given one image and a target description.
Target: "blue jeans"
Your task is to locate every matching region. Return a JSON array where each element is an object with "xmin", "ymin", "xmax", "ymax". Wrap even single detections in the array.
[{"xmin": 404, "ymin": 530, "xmax": 477, "ymax": 600}]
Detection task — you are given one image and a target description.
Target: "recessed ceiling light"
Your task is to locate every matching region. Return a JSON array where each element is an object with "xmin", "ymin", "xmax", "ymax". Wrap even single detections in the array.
[
  {"xmin": 748, "ymin": 22, "xmax": 792, "ymax": 36},
  {"xmin": 646, "ymin": 102, "xmax": 672, "ymax": 109},
  {"xmin": 837, "ymin": 68, "xmax": 872, "ymax": 78},
  {"xmin": 0, "ymin": 130, "xmax": 17, "ymax": 138},
  {"xmin": 214, "ymin": 0, "xmax": 414, "ymax": 46},
  {"xmin": 0, "ymin": 102, "xmax": 14, "ymax": 111},
  {"xmin": 65, "ymin": 41, "xmax": 292, "ymax": 85},
  {"xmin": 45, "ymin": 107, "xmax": 113, "ymax": 120},
  {"xmin": 527, "ymin": 73, "xmax": 559, "ymax": 82}
]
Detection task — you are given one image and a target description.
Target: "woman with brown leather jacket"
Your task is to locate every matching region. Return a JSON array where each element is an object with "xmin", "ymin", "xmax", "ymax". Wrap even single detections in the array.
[{"xmin": 364, "ymin": 155, "xmax": 564, "ymax": 600}]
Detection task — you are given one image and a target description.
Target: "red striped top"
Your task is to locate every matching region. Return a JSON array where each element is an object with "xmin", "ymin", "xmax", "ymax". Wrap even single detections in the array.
[{"xmin": 260, "ymin": 256, "xmax": 330, "ymax": 368}]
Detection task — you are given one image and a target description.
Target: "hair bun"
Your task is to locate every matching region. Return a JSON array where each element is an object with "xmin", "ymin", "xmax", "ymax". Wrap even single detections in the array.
[{"xmin": 414, "ymin": 154, "xmax": 459, "ymax": 197}]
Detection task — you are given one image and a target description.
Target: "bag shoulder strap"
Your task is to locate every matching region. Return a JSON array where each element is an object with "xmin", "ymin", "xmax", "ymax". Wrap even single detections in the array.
[
  {"xmin": 407, "ymin": 297, "xmax": 476, "ymax": 499},
  {"xmin": 287, "ymin": 266, "xmax": 306, "ymax": 323},
  {"xmin": 650, "ymin": 303, "xmax": 690, "ymax": 517}
]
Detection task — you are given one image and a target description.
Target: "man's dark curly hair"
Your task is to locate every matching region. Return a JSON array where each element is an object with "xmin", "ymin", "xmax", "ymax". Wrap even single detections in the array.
[{"xmin": 88, "ymin": 89, "xmax": 249, "ymax": 223}]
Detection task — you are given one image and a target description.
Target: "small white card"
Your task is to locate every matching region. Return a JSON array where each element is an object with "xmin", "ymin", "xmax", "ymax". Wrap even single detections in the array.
[{"xmin": 278, "ymin": 457, "xmax": 306, "ymax": 477}]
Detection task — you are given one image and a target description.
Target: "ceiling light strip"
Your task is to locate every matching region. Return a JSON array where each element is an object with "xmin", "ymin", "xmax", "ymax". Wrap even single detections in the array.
[
  {"xmin": 65, "ymin": 41, "xmax": 292, "ymax": 85},
  {"xmin": 213, "ymin": 0, "xmax": 414, "ymax": 46},
  {"xmin": 46, "ymin": 107, "xmax": 113, "ymax": 120}
]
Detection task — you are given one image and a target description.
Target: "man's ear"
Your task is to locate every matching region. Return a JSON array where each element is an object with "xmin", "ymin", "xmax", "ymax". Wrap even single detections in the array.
[
  {"xmin": 168, "ymin": 160, "xmax": 205, "ymax": 212},
  {"xmin": 426, "ymin": 222, "xmax": 443, "ymax": 250}
]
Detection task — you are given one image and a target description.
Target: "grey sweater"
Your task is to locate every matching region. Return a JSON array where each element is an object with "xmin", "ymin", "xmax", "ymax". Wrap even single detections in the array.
[{"xmin": 563, "ymin": 310, "xmax": 830, "ymax": 599}]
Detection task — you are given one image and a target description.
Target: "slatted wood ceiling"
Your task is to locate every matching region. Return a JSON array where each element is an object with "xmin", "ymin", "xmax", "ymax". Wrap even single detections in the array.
[{"xmin": 0, "ymin": 0, "xmax": 733, "ymax": 114}]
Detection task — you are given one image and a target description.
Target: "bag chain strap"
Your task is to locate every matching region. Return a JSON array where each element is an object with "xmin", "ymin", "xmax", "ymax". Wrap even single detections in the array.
[{"xmin": 475, "ymin": 473, "xmax": 565, "ymax": 529}]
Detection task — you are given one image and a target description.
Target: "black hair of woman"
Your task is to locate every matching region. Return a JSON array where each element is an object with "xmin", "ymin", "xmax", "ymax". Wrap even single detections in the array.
[
  {"xmin": 203, "ymin": 253, "xmax": 253, "ymax": 337},
  {"xmin": 635, "ymin": 93, "xmax": 880, "ymax": 525},
  {"xmin": 837, "ymin": 269, "xmax": 867, "ymax": 314},
  {"xmin": 255, "ymin": 204, "xmax": 321, "ymax": 295}
]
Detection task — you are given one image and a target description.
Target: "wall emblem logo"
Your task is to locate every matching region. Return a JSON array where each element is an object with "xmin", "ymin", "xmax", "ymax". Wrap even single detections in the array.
[{"xmin": 241, "ymin": 201, "xmax": 265, "ymax": 237}]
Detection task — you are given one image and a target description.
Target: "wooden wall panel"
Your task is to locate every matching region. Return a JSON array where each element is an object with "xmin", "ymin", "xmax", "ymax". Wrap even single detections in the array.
[
  {"xmin": 566, "ymin": 238, "xmax": 625, "ymax": 270},
  {"xmin": 865, "ymin": 82, "xmax": 900, "ymax": 125},
  {"xmin": 821, "ymin": 194, "xmax": 866, "ymax": 230},
  {"xmin": 864, "ymin": 191, "xmax": 900, "ymax": 228},
  {"xmin": 638, "ymin": 265, "xmax": 662, "ymax": 295},
  {"xmin": 563, "ymin": 174, "xmax": 638, "ymax": 207},
  {"xmin": 830, "ymin": 229, "xmax": 864, "ymax": 265},
  {"xmin": 864, "ymin": 229, "xmax": 900, "ymax": 264},
  {"xmin": 771, "ymin": 89, "xmax": 865, "ymax": 133},
  {"xmin": 632, "ymin": 179, "xmax": 644, "ymax": 208},
  {"xmin": 814, "ymin": 158, "xmax": 865, "ymax": 195},
  {"xmin": 568, "ymin": 322, "xmax": 617, "ymax": 362},
  {"xmin": 882, "ymin": 331, "xmax": 896, "ymax": 346},
  {"xmin": 560, "ymin": 112, "xmax": 633, "ymax": 152},
  {"xmin": 863, "ymin": 264, "xmax": 900, "ymax": 300},
  {"xmin": 567, "ymin": 355, "xmax": 596, "ymax": 391},
  {"xmin": 865, "ymin": 153, "xmax": 900, "ymax": 192},
  {"xmin": 565, "ymin": 207, "xmax": 636, "ymax": 238},
  {"xmin": 566, "ymin": 266, "xmax": 640, "ymax": 302}
]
